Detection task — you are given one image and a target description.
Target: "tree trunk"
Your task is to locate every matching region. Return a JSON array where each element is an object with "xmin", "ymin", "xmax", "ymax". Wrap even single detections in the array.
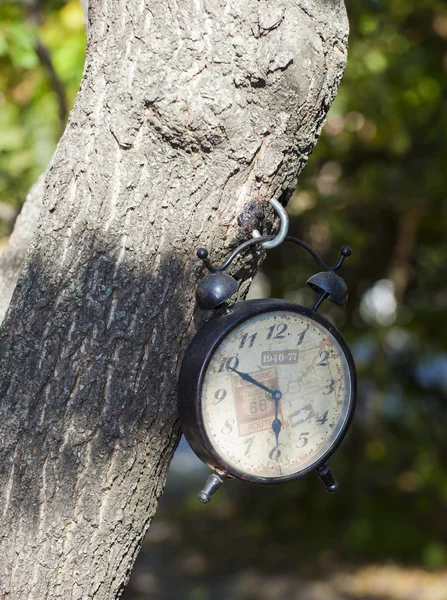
[{"xmin": 0, "ymin": 1, "xmax": 348, "ymax": 598}]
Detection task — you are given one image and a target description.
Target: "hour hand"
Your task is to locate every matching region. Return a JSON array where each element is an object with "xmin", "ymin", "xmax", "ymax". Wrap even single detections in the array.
[{"xmin": 272, "ymin": 415, "xmax": 282, "ymax": 445}]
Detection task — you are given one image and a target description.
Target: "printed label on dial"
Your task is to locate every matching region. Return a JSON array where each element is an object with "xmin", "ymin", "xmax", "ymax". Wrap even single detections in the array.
[
  {"xmin": 232, "ymin": 368, "xmax": 283, "ymax": 436},
  {"xmin": 261, "ymin": 350, "xmax": 299, "ymax": 366},
  {"xmin": 289, "ymin": 404, "xmax": 315, "ymax": 428}
]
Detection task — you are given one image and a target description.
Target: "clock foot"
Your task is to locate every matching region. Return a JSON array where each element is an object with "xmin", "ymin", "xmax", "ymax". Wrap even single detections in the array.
[
  {"xmin": 198, "ymin": 470, "xmax": 227, "ymax": 503},
  {"xmin": 316, "ymin": 463, "xmax": 339, "ymax": 494}
]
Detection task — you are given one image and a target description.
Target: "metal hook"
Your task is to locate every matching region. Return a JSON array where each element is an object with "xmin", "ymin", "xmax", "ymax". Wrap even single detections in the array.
[{"xmin": 252, "ymin": 198, "xmax": 289, "ymax": 249}]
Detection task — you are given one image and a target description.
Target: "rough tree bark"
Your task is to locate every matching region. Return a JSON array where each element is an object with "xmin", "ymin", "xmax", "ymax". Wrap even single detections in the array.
[{"xmin": 0, "ymin": 1, "xmax": 348, "ymax": 598}]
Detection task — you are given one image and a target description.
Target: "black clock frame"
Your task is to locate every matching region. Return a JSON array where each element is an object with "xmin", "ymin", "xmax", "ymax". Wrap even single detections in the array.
[{"xmin": 178, "ymin": 298, "xmax": 357, "ymax": 486}]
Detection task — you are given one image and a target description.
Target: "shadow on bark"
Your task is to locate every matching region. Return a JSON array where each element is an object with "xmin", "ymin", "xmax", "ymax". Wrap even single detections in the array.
[{"xmin": 0, "ymin": 242, "xmax": 202, "ymax": 596}]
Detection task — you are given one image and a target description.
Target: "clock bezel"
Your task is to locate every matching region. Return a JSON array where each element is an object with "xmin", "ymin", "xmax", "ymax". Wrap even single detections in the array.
[{"xmin": 178, "ymin": 298, "xmax": 356, "ymax": 486}]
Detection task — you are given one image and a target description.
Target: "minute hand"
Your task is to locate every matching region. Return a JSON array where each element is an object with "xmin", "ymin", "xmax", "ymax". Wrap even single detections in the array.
[{"xmin": 228, "ymin": 366, "xmax": 280, "ymax": 398}]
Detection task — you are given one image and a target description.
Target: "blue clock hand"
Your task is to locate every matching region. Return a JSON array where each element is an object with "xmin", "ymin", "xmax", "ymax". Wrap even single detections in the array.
[
  {"xmin": 227, "ymin": 366, "xmax": 283, "ymax": 444},
  {"xmin": 272, "ymin": 396, "xmax": 282, "ymax": 446},
  {"xmin": 228, "ymin": 366, "xmax": 280, "ymax": 398}
]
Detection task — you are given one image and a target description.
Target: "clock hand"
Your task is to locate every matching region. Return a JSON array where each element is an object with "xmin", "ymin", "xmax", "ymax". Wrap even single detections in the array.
[
  {"xmin": 272, "ymin": 395, "xmax": 282, "ymax": 446},
  {"xmin": 228, "ymin": 366, "xmax": 281, "ymax": 399}
]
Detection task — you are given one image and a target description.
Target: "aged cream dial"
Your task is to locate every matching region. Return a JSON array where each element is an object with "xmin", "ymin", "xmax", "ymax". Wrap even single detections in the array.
[{"xmin": 201, "ymin": 311, "xmax": 352, "ymax": 479}]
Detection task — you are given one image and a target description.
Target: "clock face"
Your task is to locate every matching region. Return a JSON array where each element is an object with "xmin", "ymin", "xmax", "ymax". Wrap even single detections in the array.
[{"xmin": 201, "ymin": 311, "xmax": 353, "ymax": 479}]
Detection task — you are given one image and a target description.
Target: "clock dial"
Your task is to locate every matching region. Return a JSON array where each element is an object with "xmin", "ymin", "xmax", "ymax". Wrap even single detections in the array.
[{"xmin": 201, "ymin": 311, "xmax": 352, "ymax": 479}]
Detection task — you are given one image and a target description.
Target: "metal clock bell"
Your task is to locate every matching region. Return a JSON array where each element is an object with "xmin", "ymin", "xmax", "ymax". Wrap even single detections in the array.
[{"xmin": 178, "ymin": 200, "xmax": 357, "ymax": 503}]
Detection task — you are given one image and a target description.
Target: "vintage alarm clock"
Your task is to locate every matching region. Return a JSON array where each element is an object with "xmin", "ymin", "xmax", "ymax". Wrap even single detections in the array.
[{"xmin": 178, "ymin": 201, "xmax": 356, "ymax": 503}]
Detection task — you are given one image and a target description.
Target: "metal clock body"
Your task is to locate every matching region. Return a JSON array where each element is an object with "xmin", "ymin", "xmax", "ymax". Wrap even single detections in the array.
[
  {"xmin": 179, "ymin": 298, "xmax": 356, "ymax": 498},
  {"xmin": 178, "ymin": 228, "xmax": 357, "ymax": 503}
]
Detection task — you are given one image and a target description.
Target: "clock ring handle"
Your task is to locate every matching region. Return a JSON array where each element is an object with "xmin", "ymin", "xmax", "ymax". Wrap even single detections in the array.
[
  {"xmin": 286, "ymin": 237, "xmax": 352, "ymax": 272},
  {"xmin": 252, "ymin": 198, "xmax": 289, "ymax": 249},
  {"xmin": 197, "ymin": 236, "xmax": 352, "ymax": 274}
]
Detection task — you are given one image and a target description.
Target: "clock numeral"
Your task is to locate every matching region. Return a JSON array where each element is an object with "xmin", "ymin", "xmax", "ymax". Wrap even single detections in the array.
[
  {"xmin": 324, "ymin": 379, "xmax": 336, "ymax": 395},
  {"xmin": 297, "ymin": 324, "xmax": 310, "ymax": 346},
  {"xmin": 221, "ymin": 418, "xmax": 235, "ymax": 435},
  {"xmin": 214, "ymin": 389, "xmax": 227, "ymax": 404},
  {"xmin": 316, "ymin": 351, "xmax": 329, "ymax": 367},
  {"xmin": 239, "ymin": 332, "xmax": 258, "ymax": 349},
  {"xmin": 297, "ymin": 432, "xmax": 309, "ymax": 448},
  {"xmin": 266, "ymin": 323, "xmax": 288, "ymax": 340},
  {"xmin": 218, "ymin": 356, "xmax": 240, "ymax": 373},
  {"xmin": 316, "ymin": 410, "xmax": 328, "ymax": 425},
  {"xmin": 269, "ymin": 445, "xmax": 281, "ymax": 461},
  {"xmin": 244, "ymin": 436, "xmax": 255, "ymax": 455}
]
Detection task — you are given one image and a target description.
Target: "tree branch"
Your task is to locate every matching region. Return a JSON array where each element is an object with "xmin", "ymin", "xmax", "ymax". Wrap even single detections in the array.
[
  {"xmin": 34, "ymin": 39, "xmax": 68, "ymax": 134},
  {"xmin": 28, "ymin": 0, "xmax": 68, "ymax": 134}
]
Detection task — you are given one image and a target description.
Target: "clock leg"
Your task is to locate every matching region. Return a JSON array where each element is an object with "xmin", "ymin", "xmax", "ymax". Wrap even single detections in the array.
[
  {"xmin": 198, "ymin": 469, "xmax": 227, "ymax": 503},
  {"xmin": 316, "ymin": 463, "xmax": 340, "ymax": 494}
]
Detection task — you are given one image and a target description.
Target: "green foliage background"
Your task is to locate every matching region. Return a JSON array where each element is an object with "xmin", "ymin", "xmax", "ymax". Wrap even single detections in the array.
[
  {"xmin": 0, "ymin": 0, "xmax": 85, "ymax": 237},
  {"xmin": 257, "ymin": 0, "xmax": 447, "ymax": 570},
  {"xmin": 1, "ymin": 0, "xmax": 447, "ymax": 596}
]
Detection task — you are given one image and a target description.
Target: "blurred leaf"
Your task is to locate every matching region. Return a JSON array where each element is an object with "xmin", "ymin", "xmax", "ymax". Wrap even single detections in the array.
[{"xmin": 7, "ymin": 23, "xmax": 38, "ymax": 69}]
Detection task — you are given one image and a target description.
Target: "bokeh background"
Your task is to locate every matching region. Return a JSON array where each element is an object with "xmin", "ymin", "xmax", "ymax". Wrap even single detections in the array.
[{"xmin": 1, "ymin": 1, "xmax": 447, "ymax": 598}]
